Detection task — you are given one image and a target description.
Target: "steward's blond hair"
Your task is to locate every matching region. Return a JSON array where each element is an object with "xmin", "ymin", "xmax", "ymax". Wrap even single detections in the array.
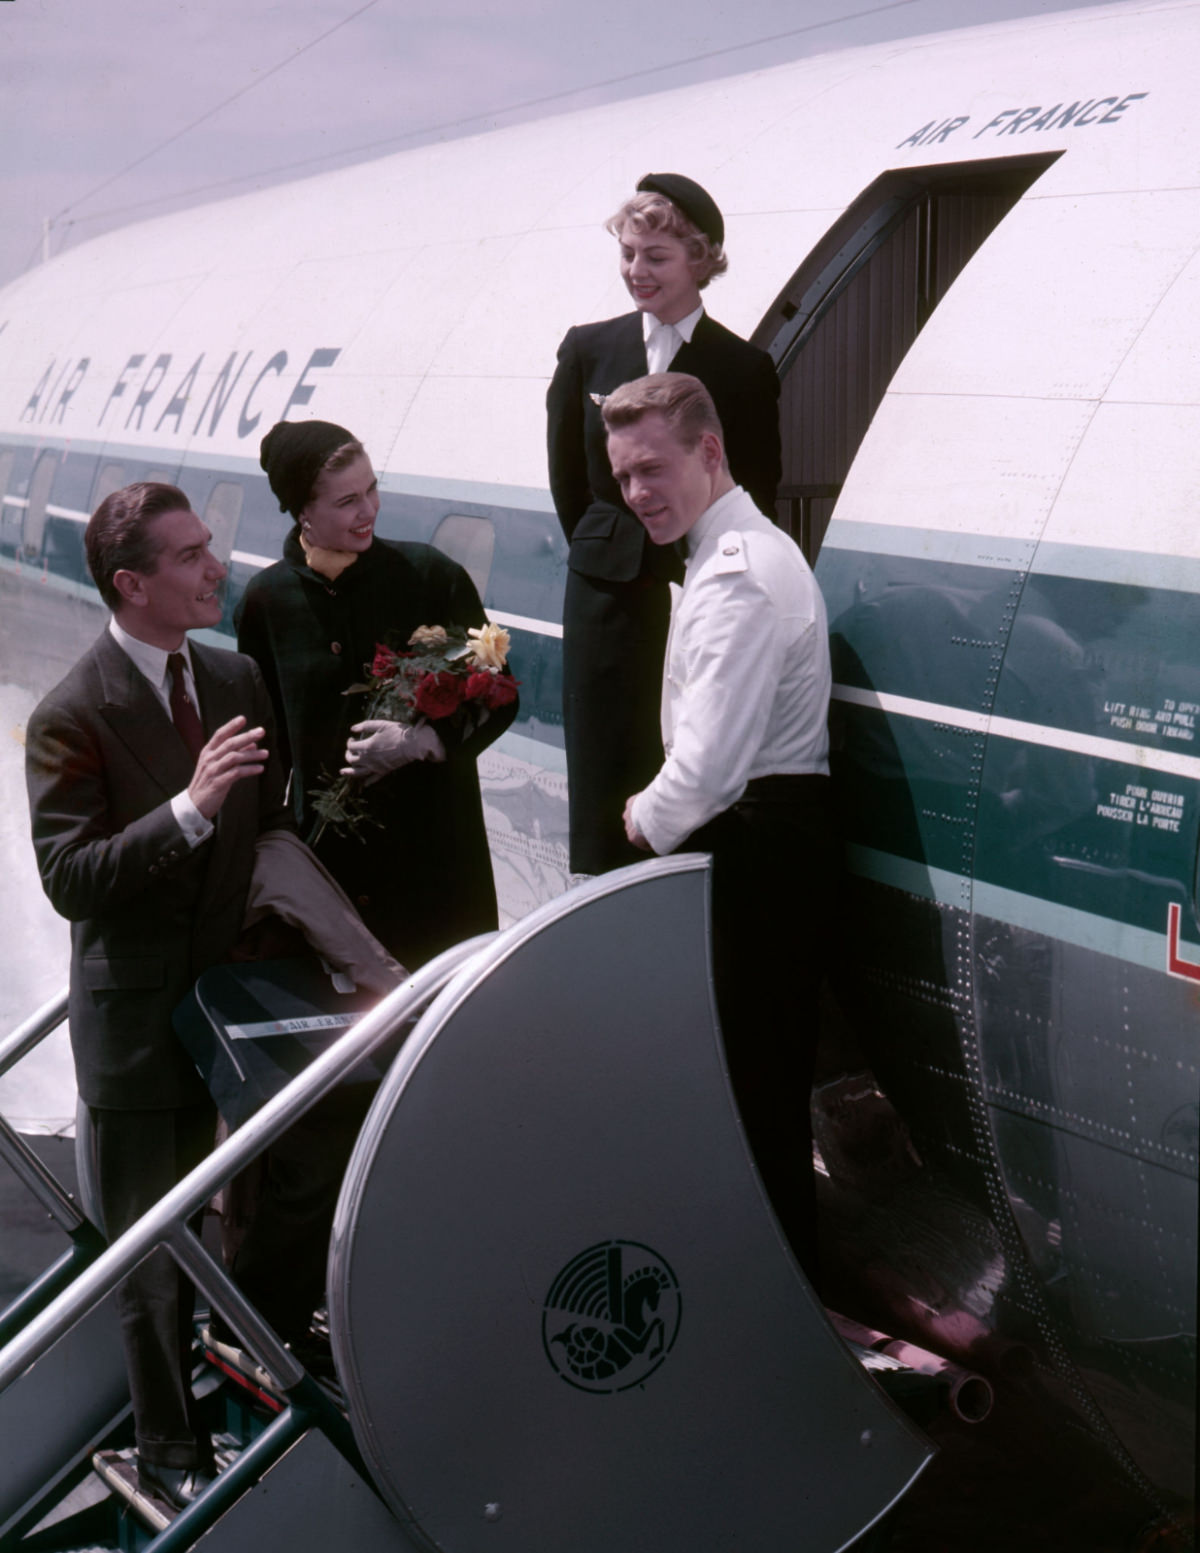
[{"xmin": 601, "ymin": 372, "xmax": 726, "ymax": 454}]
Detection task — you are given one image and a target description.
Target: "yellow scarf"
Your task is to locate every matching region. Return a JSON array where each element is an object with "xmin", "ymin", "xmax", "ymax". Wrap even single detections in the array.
[{"xmin": 299, "ymin": 530, "xmax": 359, "ymax": 582}]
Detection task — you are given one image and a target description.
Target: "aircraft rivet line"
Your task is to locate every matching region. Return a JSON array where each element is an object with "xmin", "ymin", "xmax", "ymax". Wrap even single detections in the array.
[{"xmin": 1095, "ymin": 1340, "xmax": 1191, "ymax": 1379}]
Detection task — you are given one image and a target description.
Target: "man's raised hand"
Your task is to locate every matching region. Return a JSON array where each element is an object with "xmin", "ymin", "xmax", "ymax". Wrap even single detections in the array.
[{"xmin": 188, "ymin": 716, "xmax": 268, "ymax": 818}]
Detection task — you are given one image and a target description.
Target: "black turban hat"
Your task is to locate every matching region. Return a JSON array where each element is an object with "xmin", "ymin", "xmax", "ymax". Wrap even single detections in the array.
[
  {"xmin": 636, "ymin": 172, "xmax": 724, "ymax": 247},
  {"xmin": 259, "ymin": 419, "xmax": 358, "ymax": 519}
]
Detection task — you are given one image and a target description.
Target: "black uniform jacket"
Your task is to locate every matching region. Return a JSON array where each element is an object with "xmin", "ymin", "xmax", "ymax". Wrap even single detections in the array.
[
  {"xmin": 546, "ymin": 309, "xmax": 782, "ymax": 579},
  {"xmin": 546, "ymin": 307, "xmax": 781, "ymax": 874},
  {"xmin": 25, "ymin": 631, "xmax": 289, "ymax": 1109},
  {"xmin": 235, "ymin": 533, "xmax": 516, "ymax": 967}
]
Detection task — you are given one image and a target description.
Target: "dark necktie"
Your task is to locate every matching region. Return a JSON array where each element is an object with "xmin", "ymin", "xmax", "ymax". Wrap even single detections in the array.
[{"xmin": 167, "ymin": 652, "xmax": 205, "ymax": 762}]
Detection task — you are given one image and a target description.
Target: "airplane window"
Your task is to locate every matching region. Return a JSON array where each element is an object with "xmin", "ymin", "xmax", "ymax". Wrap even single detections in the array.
[
  {"xmin": 203, "ymin": 481, "xmax": 244, "ymax": 567},
  {"xmin": 22, "ymin": 451, "xmax": 59, "ymax": 559},
  {"xmin": 90, "ymin": 462, "xmax": 126, "ymax": 511},
  {"xmin": 431, "ymin": 514, "xmax": 496, "ymax": 602},
  {"xmin": 0, "ymin": 449, "xmax": 15, "ymax": 553}
]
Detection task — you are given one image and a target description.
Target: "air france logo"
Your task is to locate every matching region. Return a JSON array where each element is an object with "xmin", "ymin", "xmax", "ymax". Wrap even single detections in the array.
[{"xmin": 542, "ymin": 1240, "xmax": 681, "ymax": 1393}]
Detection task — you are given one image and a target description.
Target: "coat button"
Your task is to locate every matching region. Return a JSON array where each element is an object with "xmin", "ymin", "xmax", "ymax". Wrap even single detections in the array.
[
  {"xmin": 331, "ymin": 641, "xmax": 342, "ymax": 654},
  {"xmin": 357, "ymin": 894, "xmax": 371, "ymax": 909}
]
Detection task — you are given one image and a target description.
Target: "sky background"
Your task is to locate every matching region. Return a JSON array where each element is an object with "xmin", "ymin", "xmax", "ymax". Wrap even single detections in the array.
[{"xmin": 0, "ymin": 0, "xmax": 1126, "ymax": 293}]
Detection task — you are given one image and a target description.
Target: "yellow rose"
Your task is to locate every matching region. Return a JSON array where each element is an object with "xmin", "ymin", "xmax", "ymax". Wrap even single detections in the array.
[
  {"xmin": 409, "ymin": 624, "xmax": 449, "ymax": 648},
  {"xmin": 467, "ymin": 622, "xmax": 511, "ymax": 671}
]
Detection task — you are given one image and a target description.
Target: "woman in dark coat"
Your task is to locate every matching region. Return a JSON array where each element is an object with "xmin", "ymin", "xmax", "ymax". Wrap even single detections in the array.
[
  {"xmin": 236, "ymin": 419, "xmax": 515, "ymax": 970},
  {"xmin": 547, "ymin": 172, "xmax": 782, "ymax": 876}
]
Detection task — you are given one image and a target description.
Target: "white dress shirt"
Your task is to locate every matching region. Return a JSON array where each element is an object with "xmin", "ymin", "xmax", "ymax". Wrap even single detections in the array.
[
  {"xmin": 108, "ymin": 618, "xmax": 212, "ymax": 847},
  {"xmin": 629, "ymin": 485, "xmax": 831, "ymax": 856},
  {"xmin": 642, "ymin": 303, "xmax": 704, "ymax": 373}
]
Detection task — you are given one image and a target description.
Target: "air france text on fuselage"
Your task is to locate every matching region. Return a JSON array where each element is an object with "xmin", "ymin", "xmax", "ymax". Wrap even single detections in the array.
[
  {"xmin": 17, "ymin": 346, "xmax": 342, "ymax": 439},
  {"xmin": 898, "ymin": 91, "xmax": 1148, "ymax": 149}
]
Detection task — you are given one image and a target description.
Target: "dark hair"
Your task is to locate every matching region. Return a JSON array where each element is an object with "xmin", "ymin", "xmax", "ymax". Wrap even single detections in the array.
[
  {"xmin": 85, "ymin": 482, "xmax": 190, "ymax": 610},
  {"xmin": 601, "ymin": 371, "xmax": 725, "ymax": 451},
  {"xmin": 310, "ymin": 439, "xmax": 366, "ymax": 492}
]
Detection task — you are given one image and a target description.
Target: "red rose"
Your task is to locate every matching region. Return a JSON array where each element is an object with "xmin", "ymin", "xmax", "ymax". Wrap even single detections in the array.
[
  {"xmin": 464, "ymin": 670, "xmax": 519, "ymax": 709},
  {"xmin": 371, "ymin": 645, "xmax": 398, "ymax": 680},
  {"xmin": 464, "ymin": 671, "xmax": 496, "ymax": 706},
  {"xmin": 414, "ymin": 669, "xmax": 466, "ymax": 719}
]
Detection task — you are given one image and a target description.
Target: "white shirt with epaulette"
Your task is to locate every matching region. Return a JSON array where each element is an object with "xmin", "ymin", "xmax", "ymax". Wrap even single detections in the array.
[{"xmin": 630, "ymin": 483, "xmax": 831, "ymax": 856}]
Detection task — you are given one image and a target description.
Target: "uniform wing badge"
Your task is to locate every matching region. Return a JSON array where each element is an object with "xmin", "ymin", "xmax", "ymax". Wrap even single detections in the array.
[{"xmin": 589, "ymin": 392, "xmax": 609, "ymax": 406}]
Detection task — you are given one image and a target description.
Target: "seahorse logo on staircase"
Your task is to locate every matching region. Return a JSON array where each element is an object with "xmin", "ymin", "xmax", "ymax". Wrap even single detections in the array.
[{"xmin": 542, "ymin": 1239, "xmax": 682, "ymax": 1393}]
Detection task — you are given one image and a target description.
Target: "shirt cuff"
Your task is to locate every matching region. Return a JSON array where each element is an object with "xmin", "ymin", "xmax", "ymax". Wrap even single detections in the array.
[
  {"xmin": 171, "ymin": 790, "xmax": 214, "ymax": 848},
  {"xmin": 629, "ymin": 791, "xmax": 666, "ymax": 856}
]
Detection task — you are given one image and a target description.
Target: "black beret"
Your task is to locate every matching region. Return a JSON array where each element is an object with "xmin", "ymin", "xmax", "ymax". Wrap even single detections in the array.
[
  {"xmin": 259, "ymin": 419, "xmax": 358, "ymax": 519},
  {"xmin": 636, "ymin": 172, "xmax": 724, "ymax": 246}
]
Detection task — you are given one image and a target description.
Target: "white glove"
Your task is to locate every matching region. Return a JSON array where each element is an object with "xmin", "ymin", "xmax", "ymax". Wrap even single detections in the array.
[{"xmin": 341, "ymin": 720, "xmax": 446, "ymax": 783}]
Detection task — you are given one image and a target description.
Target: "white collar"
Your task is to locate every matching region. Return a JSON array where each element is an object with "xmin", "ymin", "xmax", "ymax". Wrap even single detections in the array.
[
  {"xmin": 642, "ymin": 302, "xmax": 704, "ymax": 347},
  {"xmin": 684, "ymin": 485, "xmax": 746, "ymax": 561},
  {"xmin": 109, "ymin": 616, "xmax": 192, "ymax": 690}
]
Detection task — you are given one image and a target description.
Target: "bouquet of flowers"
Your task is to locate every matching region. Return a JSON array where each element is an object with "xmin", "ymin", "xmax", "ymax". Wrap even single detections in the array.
[{"xmin": 309, "ymin": 621, "xmax": 518, "ymax": 842}]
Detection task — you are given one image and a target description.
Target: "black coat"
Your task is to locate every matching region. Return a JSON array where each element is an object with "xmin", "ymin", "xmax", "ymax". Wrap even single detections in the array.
[
  {"xmin": 546, "ymin": 309, "xmax": 781, "ymax": 874},
  {"xmin": 235, "ymin": 533, "xmax": 515, "ymax": 968},
  {"xmin": 25, "ymin": 631, "xmax": 289, "ymax": 1108}
]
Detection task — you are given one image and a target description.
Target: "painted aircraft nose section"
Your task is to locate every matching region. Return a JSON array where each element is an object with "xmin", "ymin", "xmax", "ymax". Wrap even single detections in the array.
[{"xmin": 328, "ymin": 855, "xmax": 932, "ymax": 1551}]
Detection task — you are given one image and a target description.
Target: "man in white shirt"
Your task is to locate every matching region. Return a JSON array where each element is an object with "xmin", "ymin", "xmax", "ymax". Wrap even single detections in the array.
[
  {"xmin": 25, "ymin": 482, "xmax": 287, "ymax": 1509},
  {"xmin": 608, "ymin": 373, "xmax": 839, "ymax": 1280}
]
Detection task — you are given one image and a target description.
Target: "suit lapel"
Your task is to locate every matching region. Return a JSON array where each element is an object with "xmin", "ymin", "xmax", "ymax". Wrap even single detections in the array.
[
  {"xmin": 190, "ymin": 641, "xmax": 239, "ymax": 740},
  {"xmin": 668, "ymin": 311, "xmax": 712, "ymax": 375},
  {"xmin": 598, "ymin": 313, "xmax": 648, "ymax": 391},
  {"xmin": 94, "ymin": 631, "xmax": 194, "ymax": 798}
]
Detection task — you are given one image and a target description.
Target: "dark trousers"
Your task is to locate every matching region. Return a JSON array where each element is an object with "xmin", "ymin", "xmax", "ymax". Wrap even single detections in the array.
[
  {"xmin": 228, "ymin": 1085, "xmax": 374, "ymax": 1346},
  {"xmin": 562, "ymin": 568, "xmax": 671, "ymax": 876},
  {"xmin": 89, "ymin": 1102, "xmax": 216, "ymax": 1469},
  {"xmin": 686, "ymin": 775, "xmax": 841, "ymax": 1286}
]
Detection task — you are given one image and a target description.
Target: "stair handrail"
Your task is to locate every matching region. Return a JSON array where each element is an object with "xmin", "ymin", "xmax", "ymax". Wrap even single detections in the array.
[
  {"xmin": 0, "ymin": 935, "xmax": 489, "ymax": 1400},
  {"xmin": 0, "ymin": 987, "xmax": 69, "ymax": 1080}
]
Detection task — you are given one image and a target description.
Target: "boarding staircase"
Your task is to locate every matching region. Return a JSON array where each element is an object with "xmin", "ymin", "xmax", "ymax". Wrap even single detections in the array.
[{"xmin": 0, "ymin": 857, "xmax": 939, "ymax": 1553}]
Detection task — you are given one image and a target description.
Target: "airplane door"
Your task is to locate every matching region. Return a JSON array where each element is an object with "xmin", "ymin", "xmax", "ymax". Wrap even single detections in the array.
[{"xmin": 756, "ymin": 154, "xmax": 1057, "ymax": 562}]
